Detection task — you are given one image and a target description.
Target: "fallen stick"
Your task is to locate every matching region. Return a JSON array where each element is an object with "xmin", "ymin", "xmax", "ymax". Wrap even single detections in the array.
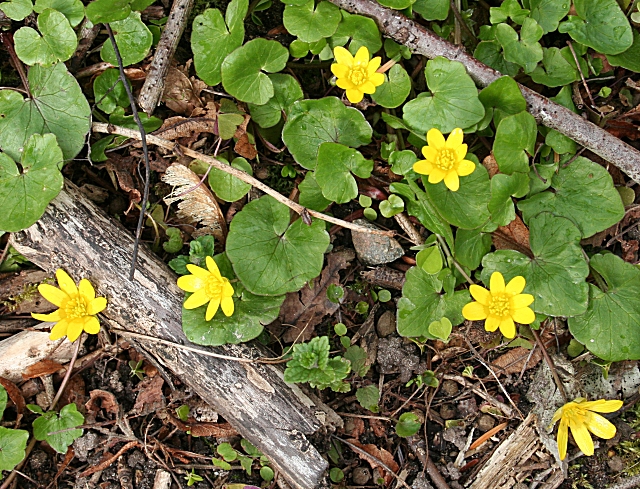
[
  {"xmin": 327, "ymin": 0, "xmax": 640, "ymax": 184},
  {"xmin": 9, "ymin": 182, "xmax": 332, "ymax": 489}
]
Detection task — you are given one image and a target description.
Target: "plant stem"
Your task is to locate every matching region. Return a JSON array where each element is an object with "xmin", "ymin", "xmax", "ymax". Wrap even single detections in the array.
[{"xmin": 50, "ymin": 335, "xmax": 82, "ymax": 411}]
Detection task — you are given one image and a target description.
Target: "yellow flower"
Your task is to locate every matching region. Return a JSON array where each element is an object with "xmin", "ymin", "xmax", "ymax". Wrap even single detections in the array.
[
  {"xmin": 331, "ymin": 46, "xmax": 385, "ymax": 104},
  {"xmin": 462, "ymin": 271, "xmax": 535, "ymax": 338},
  {"xmin": 551, "ymin": 398, "xmax": 623, "ymax": 460},
  {"xmin": 177, "ymin": 256, "xmax": 234, "ymax": 320},
  {"xmin": 413, "ymin": 128, "xmax": 476, "ymax": 191},
  {"xmin": 32, "ymin": 269, "xmax": 107, "ymax": 342}
]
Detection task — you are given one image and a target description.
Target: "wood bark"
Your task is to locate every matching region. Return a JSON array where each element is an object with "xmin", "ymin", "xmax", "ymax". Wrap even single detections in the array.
[
  {"xmin": 327, "ymin": 0, "xmax": 640, "ymax": 184},
  {"xmin": 9, "ymin": 182, "xmax": 331, "ymax": 489}
]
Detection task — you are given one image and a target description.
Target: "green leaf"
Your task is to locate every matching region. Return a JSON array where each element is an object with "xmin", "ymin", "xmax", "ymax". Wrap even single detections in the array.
[
  {"xmin": 298, "ymin": 172, "xmax": 332, "ymax": 211},
  {"xmin": 389, "ymin": 150, "xmax": 418, "ymax": 177},
  {"xmin": 356, "ymin": 385, "xmax": 379, "ymax": 413},
  {"xmin": 403, "ymin": 57, "xmax": 485, "ymax": 135},
  {"xmin": 34, "ymin": 0, "xmax": 84, "ymax": 26},
  {"xmin": 0, "ymin": 134, "xmax": 64, "ymax": 232},
  {"xmin": 109, "ymin": 107, "xmax": 163, "ymax": 132},
  {"xmin": 0, "ymin": 386, "xmax": 6, "ymax": 420},
  {"xmin": 191, "ymin": 0, "xmax": 248, "ymax": 86},
  {"xmin": 0, "ymin": 427, "xmax": 29, "ymax": 474},
  {"xmin": 282, "ymin": 97, "xmax": 372, "ymax": 170},
  {"xmin": 517, "ymin": 157, "xmax": 624, "ymax": 238},
  {"xmin": 101, "ymin": 11, "xmax": 152, "ymax": 67},
  {"xmin": 488, "ymin": 172, "xmax": 529, "ymax": 226},
  {"xmin": 490, "ymin": 0, "xmax": 529, "ymax": 25},
  {"xmin": 130, "ymin": 0, "xmax": 155, "ymax": 9},
  {"xmin": 260, "ymin": 466, "xmax": 274, "ymax": 481},
  {"xmin": 495, "ymin": 18, "xmax": 543, "ymax": 73},
  {"xmin": 330, "ymin": 468, "xmax": 345, "ymax": 483},
  {"xmin": 607, "ymin": 31, "xmax": 640, "ymax": 73},
  {"xmin": 481, "ymin": 212, "xmax": 589, "ymax": 317},
  {"xmin": 558, "ymin": 0, "xmax": 632, "ymax": 55},
  {"xmin": 454, "ymin": 228, "xmax": 492, "ymax": 270},
  {"xmin": 371, "ymin": 64, "xmax": 411, "ymax": 109},
  {"xmin": 528, "ymin": 0, "xmax": 570, "ymax": 34},
  {"xmin": 217, "ymin": 442, "xmax": 237, "ymax": 461},
  {"xmin": 493, "ymin": 111, "xmax": 536, "ymax": 174},
  {"xmin": 397, "ymin": 266, "xmax": 469, "ymax": 339},
  {"xmin": 85, "ymin": 0, "xmax": 130, "ymax": 23},
  {"xmin": 568, "ymin": 253, "xmax": 640, "ymax": 362},
  {"xmin": 284, "ymin": 336, "xmax": 351, "ymax": 391},
  {"xmin": 377, "ymin": 0, "xmax": 413, "ymax": 8},
  {"xmin": 163, "ymin": 228, "xmax": 183, "ymax": 253},
  {"xmin": 529, "ymin": 47, "xmax": 582, "ymax": 87},
  {"xmin": 33, "ymin": 403, "xmax": 84, "ymax": 453},
  {"xmin": 379, "ymin": 194, "xmax": 404, "ymax": 218},
  {"xmin": 329, "ymin": 11, "xmax": 382, "ymax": 54},
  {"xmin": 283, "ymin": 0, "xmax": 341, "ymax": 43},
  {"xmin": 217, "ymin": 113, "xmax": 245, "ymax": 140},
  {"xmin": 0, "ymin": 0, "xmax": 32, "ymax": 20},
  {"xmin": 212, "ymin": 457, "xmax": 232, "ymax": 470},
  {"xmin": 413, "ymin": 0, "xmax": 448, "ymax": 21},
  {"xmin": 428, "ymin": 317, "xmax": 452, "ymax": 341},
  {"xmin": 315, "ymin": 143, "xmax": 372, "ymax": 204},
  {"xmin": 14, "ymin": 8, "xmax": 77, "ymax": 66},
  {"xmin": 93, "ymin": 68, "xmax": 130, "ymax": 114},
  {"xmin": 396, "ymin": 412, "xmax": 421, "ymax": 437},
  {"xmin": 226, "ymin": 195, "xmax": 329, "ymax": 295},
  {"xmin": 478, "ymin": 76, "xmax": 527, "ymax": 116},
  {"xmin": 473, "ymin": 39, "xmax": 521, "ymax": 77},
  {"xmin": 416, "ymin": 246, "xmax": 443, "ymax": 275},
  {"xmin": 344, "ymin": 345, "xmax": 367, "ymax": 378},
  {"xmin": 221, "ymin": 38, "xmax": 289, "ymax": 105},
  {"xmin": 208, "ymin": 157, "xmax": 252, "ymax": 202},
  {"xmin": 247, "ymin": 74, "xmax": 303, "ymax": 128},
  {"xmin": 424, "ymin": 164, "xmax": 491, "ymax": 230},
  {"xmin": 181, "ymin": 254, "xmax": 284, "ymax": 346}
]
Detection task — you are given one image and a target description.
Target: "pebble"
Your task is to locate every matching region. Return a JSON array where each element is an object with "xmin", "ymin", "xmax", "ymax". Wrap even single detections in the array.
[
  {"xmin": 439, "ymin": 404, "xmax": 456, "ymax": 420},
  {"xmin": 376, "ymin": 310, "xmax": 396, "ymax": 337},
  {"xmin": 607, "ymin": 455, "xmax": 624, "ymax": 473},
  {"xmin": 457, "ymin": 398, "xmax": 478, "ymax": 417},
  {"xmin": 351, "ymin": 219, "xmax": 404, "ymax": 265},
  {"xmin": 477, "ymin": 414, "xmax": 496, "ymax": 432},
  {"xmin": 352, "ymin": 467, "xmax": 371, "ymax": 485},
  {"xmin": 440, "ymin": 380, "xmax": 459, "ymax": 397}
]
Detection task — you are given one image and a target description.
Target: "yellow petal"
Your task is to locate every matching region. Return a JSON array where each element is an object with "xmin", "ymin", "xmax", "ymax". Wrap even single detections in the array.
[
  {"xmin": 428, "ymin": 168, "xmax": 446, "ymax": 184},
  {"xmin": 367, "ymin": 56, "xmax": 381, "ymax": 73},
  {"xmin": 56, "ymin": 269, "xmax": 78, "ymax": 296},
  {"xmin": 455, "ymin": 143, "xmax": 468, "ymax": 161},
  {"xmin": 83, "ymin": 316, "xmax": 101, "ymax": 335},
  {"xmin": 552, "ymin": 405, "xmax": 566, "ymax": 425},
  {"xmin": 49, "ymin": 319, "xmax": 69, "ymax": 341},
  {"xmin": 413, "ymin": 160, "xmax": 433, "ymax": 175},
  {"xmin": 38, "ymin": 284, "xmax": 68, "ymax": 307},
  {"xmin": 579, "ymin": 399, "xmax": 624, "ymax": 413},
  {"xmin": 177, "ymin": 275, "xmax": 204, "ymax": 293},
  {"xmin": 484, "ymin": 315, "xmax": 500, "ymax": 332},
  {"xmin": 427, "ymin": 128, "xmax": 446, "ymax": 150},
  {"xmin": 205, "ymin": 256, "xmax": 221, "ymax": 278},
  {"xmin": 490, "ymin": 272, "xmax": 505, "ymax": 294},
  {"xmin": 510, "ymin": 293, "xmax": 533, "ymax": 308},
  {"xmin": 222, "ymin": 280, "xmax": 234, "ymax": 298},
  {"xmin": 443, "ymin": 171, "xmax": 460, "ymax": 191},
  {"xmin": 584, "ymin": 412, "xmax": 617, "ymax": 440},
  {"xmin": 498, "ymin": 316, "xmax": 516, "ymax": 338},
  {"xmin": 184, "ymin": 289, "xmax": 210, "ymax": 309},
  {"xmin": 422, "ymin": 146, "xmax": 438, "ymax": 161},
  {"xmin": 446, "ymin": 128, "xmax": 464, "ymax": 149},
  {"xmin": 557, "ymin": 417, "xmax": 569, "ymax": 460},
  {"xmin": 506, "ymin": 275, "xmax": 526, "ymax": 295},
  {"xmin": 346, "ymin": 88, "xmax": 364, "ymax": 103},
  {"xmin": 32, "ymin": 309, "xmax": 64, "ymax": 322},
  {"xmin": 333, "ymin": 46, "xmax": 353, "ymax": 66},
  {"xmin": 336, "ymin": 77, "xmax": 355, "ymax": 90},
  {"xmin": 87, "ymin": 297, "xmax": 107, "ymax": 315},
  {"xmin": 78, "ymin": 279, "xmax": 96, "ymax": 301},
  {"xmin": 221, "ymin": 296, "xmax": 235, "ymax": 317},
  {"xmin": 457, "ymin": 159, "xmax": 475, "ymax": 177},
  {"xmin": 354, "ymin": 46, "xmax": 370, "ymax": 64},
  {"xmin": 462, "ymin": 301, "xmax": 487, "ymax": 321},
  {"xmin": 331, "ymin": 63, "xmax": 349, "ymax": 78},
  {"xmin": 511, "ymin": 306, "xmax": 535, "ymax": 324},
  {"xmin": 206, "ymin": 297, "xmax": 221, "ymax": 321},
  {"xmin": 569, "ymin": 419, "xmax": 594, "ymax": 456},
  {"xmin": 66, "ymin": 318, "xmax": 85, "ymax": 342},
  {"xmin": 369, "ymin": 72, "xmax": 385, "ymax": 87},
  {"xmin": 470, "ymin": 285, "xmax": 491, "ymax": 305},
  {"xmin": 360, "ymin": 80, "xmax": 377, "ymax": 94}
]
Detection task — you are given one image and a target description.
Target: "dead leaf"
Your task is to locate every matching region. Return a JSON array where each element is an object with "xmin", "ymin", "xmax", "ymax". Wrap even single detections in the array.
[
  {"xmin": 234, "ymin": 132, "xmax": 258, "ymax": 160},
  {"xmin": 85, "ymin": 389, "xmax": 120, "ymax": 423},
  {"xmin": 621, "ymin": 239, "xmax": 639, "ymax": 262},
  {"xmin": 132, "ymin": 375, "xmax": 165, "ymax": 415},
  {"xmin": 483, "ymin": 154, "xmax": 499, "ymax": 178},
  {"xmin": 346, "ymin": 417, "xmax": 365, "ymax": 438},
  {"xmin": 492, "ymin": 346, "xmax": 542, "ymax": 376},
  {"xmin": 369, "ymin": 417, "xmax": 387, "ymax": 438},
  {"xmin": 105, "ymin": 155, "xmax": 141, "ymax": 204},
  {"xmin": 0, "ymin": 377, "xmax": 25, "ymax": 427},
  {"xmin": 22, "ymin": 359, "xmax": 64, "ymax": 380},
  {"xmin": 162, "ymin": 66, "xmax": 204, "ymax": 116},
  {"xmin": 280, "ymin": 250, "xmax": 355, "ymax": 342},
  {"xmin": 492, "ymin": 215, "xmax": 531, "ymax": 255},
  {"xmin": 346, "ymin": 439, "xmax": 399, "ymax": 486}
]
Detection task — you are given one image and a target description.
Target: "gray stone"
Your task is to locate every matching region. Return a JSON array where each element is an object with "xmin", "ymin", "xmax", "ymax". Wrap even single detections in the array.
[
  {"xmin": 376, "ymin": 310, "xmax": 397, "ymax": 337},
  {"xmin": 477, "ymin": 414, "xmax": 496, "ymax": 432},
  {"xmin": 351, "ymin": 219, "xmax": 404, "ymax": 265},
  {"xmin": 352, "ymin": 467, "xmax": 371, "ymax": 485}
]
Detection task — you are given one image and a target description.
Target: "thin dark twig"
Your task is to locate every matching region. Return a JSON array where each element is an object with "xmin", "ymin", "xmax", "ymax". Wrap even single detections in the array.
[
  {"xmin": 0, "ymin": 239, "xmax": 10, "ymax": 266},
  {"xmin": 566, "ymin": 41, "xmax": 596, "ymax": 109},
  {"xmin": 449, "ymin": 0, "xmax": 477, "ymax": 43},
  {"xmin": 105, "ymin": 24, "xmax": 151, "ymax": 281}
]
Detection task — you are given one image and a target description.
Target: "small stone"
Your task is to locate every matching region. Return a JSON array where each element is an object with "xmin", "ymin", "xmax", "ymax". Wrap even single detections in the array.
[
  {"xmin": 73, "ymin": 432, "xmax": 100, "ymax": 462},
  {"xmin": 344, "ymin": 418, "xmax": 356, "ymax": 435},
  {"xmin": 376, "ymin": 310, "xmax": 396, "ymax": 337},
  {"xmin": 411, "ymin": 473, "xmax": 434, "ymax": 489},
  {"xmin": 607, "ymin": 455, "xmax": 624, "ymax": 473},
  {"xmin": 457, "ymin": 398, "xmax": 478, "ymax": 417},
  {"xmin": 29, "ymin": 450, "xmax": 48, "ymax": 470},
  {"xmin": 439, "ymin": 404, "xmax": 456, "ymax": 420},
  {"xmin": 351, "ymin": 219, "xmax": 404, "ymax": 265},
  {"xmin": 440, "ymin": 380, "xmax": 459, "ymax": 397},
  {"xmin": 477, "ymin": 414, "xmax": 496, "ymax": 432},
  {"xmin": 352, "ymin": 467, "xmax": 371, "ymax": 485}
]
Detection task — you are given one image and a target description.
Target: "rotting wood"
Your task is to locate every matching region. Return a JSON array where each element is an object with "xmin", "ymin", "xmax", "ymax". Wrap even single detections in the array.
[
  {"xmin": 327, "ymin": 0, "xmax": 640, "ymax": 184},
  {"xmin": 9, "ymin": 182, "xmax": 331, "ymax": 489}
]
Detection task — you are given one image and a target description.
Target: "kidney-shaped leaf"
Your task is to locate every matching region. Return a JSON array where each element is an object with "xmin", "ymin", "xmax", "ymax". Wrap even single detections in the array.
[
  {"xmin": 371, "ymin": 64, "xmax": 411, "ymax": 109},
  {"xmin": 33, "ymin": 403, "xmax": 83, "ymax": 453},
  {"xmin": 247, "ymin": 74, "xmax": 303, "ymax": 128},
  {"xmin": 0, "ymin": 427, "xmax": 29, "ymax": 473},
  {"xmin": 226, "ymin": 195, "xmax": 330, "ymax": 296},
  {"xmin": 100, "ymin": 11, "xmax": 152, "ymax": 67},
  {"xmin": 85, "ymin": 0, "xmax": 130, "ymax": 23},
  {"xmin": 0, "ymin": 0, "xmax": 33, "ymax": 20},
  {"xmin": 35, "ymin": 0, "xmax": 85, "ymax": 26},
  {"xmin": 14, "ymin": 8, "xmax": 77, "ymax": 66},
  {"xmin": 493, "ymin": 111, "xmax": 536, "ymax": 174},
  {"xmin": 315, "ymin": 142, "xmax": 372, "ymax": 204},
  {"xmin": 283, "ymin": 0, "xmax": 341, "ymax": 43},
  {"xmin": 207, "ymin": 157, "xmax": 252, "ymax": 202}
]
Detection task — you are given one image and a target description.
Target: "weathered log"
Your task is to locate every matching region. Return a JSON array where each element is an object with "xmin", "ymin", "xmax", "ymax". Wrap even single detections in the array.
[{"xmin": 10, "ymin": 182, "xmax": 331, "ymax": 489}]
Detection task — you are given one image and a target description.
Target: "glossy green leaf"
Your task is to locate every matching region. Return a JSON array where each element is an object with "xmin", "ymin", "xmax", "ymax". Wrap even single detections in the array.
[
  {"xmin": 14, "ymin": 8, "xmax": 77, "ymax": 66},
  {"xmin": 0, "ymin": 427, "xmax": 29, "ymax": 474},
  {"xmin": 101, "ymin": 12, "xmax": 153, "ymax": 67},
  {"xmin": 389, "ymin": 149, "xmax": 418, "ymax": 178},
  {"xmin": 454, "ymin": 228, "xmax": 492, "ymax": 270},
  {"xmin": 191, "ymin": 0, "xmax": 248, "ymax": 86},
  {"xmin": 283, "ymin": 0, "xmax": 341, "ymax": 43},
  {"xmin": 33, "ymin": 403, "xmax": 84, "ymax": 453},
  {"xmin": 397, "ymin": 266, "xmax": 469, "ymax": 339},
  {"xmin": 545, "ymin": 129, "xmax": 576, "ymax": 155},
  {"xmin": 568, "ymin": 253, "xmax": 640, "ymax": 362},
  {"xmin": 217, "ymin": 113, "xmax": 245, "ymax": 140},
  {"xmin": 488, "ymin": 172, "xmax": 529, "ymax": 226},
  {"xmin": 428, "ymin": 317, "xmax": 452, "ymax": 341},
  {"xmin": 247, "ymin": 74, "xmax": 303, "ymax": 128},
  {"xmin": 208, "ymin": 157, "xmax": 252, "ymax": 202},
  {"xmin": 490, "ymin": 0, "xmax": 529, "ymax": 25},
  {"xmin": 478, "ymin": 76, "xmax": 527, "ymax": 115},
  {"xmin": 329, "ymin": 11, "xmax": 382, "ymax": 54},
  {"xmin": 93, "ymin": 68, "xmax": 129, "ymax": 114},
  {"xmin": 282, "ymin": 97, "xmax": 372, "ymax": 170},
  {"xmin": 530, "ymin": 47, "xmax": 582, "ymax": 87},
  {"xmin": 493, "ymin": 111, "xmax": 536, "ymax": 174},
  {"xmin": 413, "ymin": 0, "xmax": 448, "ymax": 20},
  {"xmin": 529, "ymin": 0, "xmax": 570, "ymax": 34},
  {"xmin": 298, "ymin": 172, "xmax": 332, "ymax": 211},
  {"xmin": 34, "ymin": 0, "xmax": 84, "ymax": 26},
  {"xmin": 181, "ymin": 254, "xmax": 284, "ymax": 346},
  {"xmin": 481, "ymin": 213, "xmax": 589, "ymax": 317},
  {"xmin": 607, "ymin": 31, "xmax": 640, "ymax": 72},
  {"xmin": 416, "ymin": 246, "xmax": 443, "ymax": 274},
  {"xmin": 0, "ymin": 134, "xmax": 64, "ymax": 232},
  {"xmin": 396, "ymin": 412, "xmax": 421, "ymax": 437},
  {"xmin": 130, "ymin": 0, "xmax": 155, "ymax": 9},
  {"xmin": 559, "ymin": 0, "xmax": 632, "ymax": 55},
  {"xmin": 226, "ymin": 195, "xmax": 329, "ymax": 295},
  {"xmin": 356, "ymin": 385, "xmax": 379, "ymax": 412},
  {"xmin": 495, "ymin": 18, "xmax": 543, "ymax": 73},
  {"xmin": 0, "ymin": 0, "xmax": 32, "ymax": 20},
  {"xmin": 403, "ymin": 57, "xmax": 485, "ymax": 134},
  {"xmin": 109, "ymin": 107, "xmax": 163, "ymax": 132},
  {"xmin": 473, "ymin": 40, "xmax": 521, "ymax": 77},
  {"xmin": 517, "ymin": 157, "xmax": 624, "ymax": 238},
  {"xmin": 371, "ymin": 64, "xmax": 411, "ymax": 109},
  {"xmin": 221, "ymin": 38, "xmax": 289, "ymax": 105},
  {"xmin": 379, "ymin": 194, "xmax": 404, "ymax": 217},
  {"xmin": 85, "ymin": 0, "xmax": 130, "ymax": 23},
  {"xmin": 315, "ymin": 143, "xmax": 372, "ymax": 204}
]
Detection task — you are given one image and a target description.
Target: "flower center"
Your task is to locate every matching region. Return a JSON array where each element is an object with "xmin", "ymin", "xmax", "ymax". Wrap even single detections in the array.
[
  {"xmin": 435, "ymin": 148, "xmax": 457, "ymax": 170},
  {"xmin": 64, "ymin": 295, "xmax": 88, "ymax": 319},
  {"xmin": 348, "ymin": 65, "xmax": 368, "ymax": 87},
  {"xmin": 488, "ymin": 293, "xmax": 510, "ymax": 317},
  {"xmin": 204, "ymin": 275, "xmax": 224, "ymax": 298},
  {"xmin": 563, "ymin": 405, "xmax": 587, "ymax": 423}
]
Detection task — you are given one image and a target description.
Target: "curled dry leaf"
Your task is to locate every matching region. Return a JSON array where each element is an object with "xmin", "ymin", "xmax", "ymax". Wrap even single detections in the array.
[
  {"xmin": 492, "ymin": 214, "xmax": 531, "ymax": 254},
  {"xmin": 105, "ymin": 155, "xmax": 141, "ymax": 205},
  {"xmin": 346, "ymin": 438, "xmax": 399, "ymax": 486},
  {"xmin": 0, "ymin": 377, "xmax": 25, "ymax": 427},
  {"xmin": 161, "ymin": 65, "xmax": 205, "ymax": 116},
  {"xmin": 132, "ymin": 375, "xmax": 165, "ymax": 416},
  {"xmin": 85, "ymin": 389, "xmax": 120, "ymax": 423},
  {"xmin": 162, "ymin": 163, "xmax": 227, "ymax": 243}
]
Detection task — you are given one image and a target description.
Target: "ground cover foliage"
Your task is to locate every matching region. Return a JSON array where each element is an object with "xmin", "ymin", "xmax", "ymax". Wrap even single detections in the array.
[{"xmin": 1, "ymin": 0, "xmax": 640, "ymax": 487}]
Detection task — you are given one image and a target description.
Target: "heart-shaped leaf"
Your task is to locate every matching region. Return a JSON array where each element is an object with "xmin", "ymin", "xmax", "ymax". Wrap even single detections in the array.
[
  {"xmin": 101, "ymin": 11, "xmax": 152, "ymax": 67},
  {"xmin": 428, "ymin": 317, "xmax": 452, "ymax": 341},
  {"xmin": 493, "ymin": 111, "xmax": 536, "ymax": 174},
  {"xmin": 607, "ymin": 31, "xmax": 640, "ymax": 73},
  {"xmin": 247, "ymin": 74, "xmax": 303, "ymax": 128},
  {"xmin": 495, "ymin": 18, "xmax": 543, "ymax": 73},
  {"xmin": 34, "ymin": 0, "xmax": 84, "ymax": 26},
  {"xmin": 329, "ymin": 10, "xmax": 381, "ymax": 54},
  {"xmin": 371, "ymin": 64, "xmax": 411, "ymax": 109},
  {"xmin": 207, "ymin": 157, "xmax": 252, "ymax": 202},
  {"xmin": 529, "ymin": 0, "xmax": 570, "ymax": 34},
  {"xmin": 85, "ymin": 0, "xmax": 131, "ymax": 23},
  {"xmin": 488, "ymin": 172, "xmax": 529, "ymax": 226},
  {"xmin": 0, "ymin": 0, "xmax": 33, "ymax": 20},
  {"xmin": 473, "ymin": 39, "xmax": 521, "ymax": 77},
  {"xmin": 413, "ymin": 0, "xmax": 449, "ymax": 21},
  {"xmin": 33, "ymin": 403, "xmax": 83, "ymax": 453},
  {"xmin": 283, "ymin": 0, "xmax": 341, "ymax": 43},
  {"xmin": 0, "ymin": 427, "xmax": 29, "ymax": 473},
  {"xmin": 14, "ymin": 8, "xmax": 77, "ymax": 66},
  {"xmin": 93, "ymin": 68, "xmax": 130, "ymax": 114},
  {"xmin": 298, "ymin": 172, "xmax": 332, "ymax": 211},
  {"xmin": 315, "ymin": 142, "xmax": 372, "ymax": 204},
  {"xmin": 478, "ymin": 76, "xmax": 526, "ymax": 115},
  {"xmin": 530, "ymin": 47, "xmax": 583, "ymax": 87}
]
